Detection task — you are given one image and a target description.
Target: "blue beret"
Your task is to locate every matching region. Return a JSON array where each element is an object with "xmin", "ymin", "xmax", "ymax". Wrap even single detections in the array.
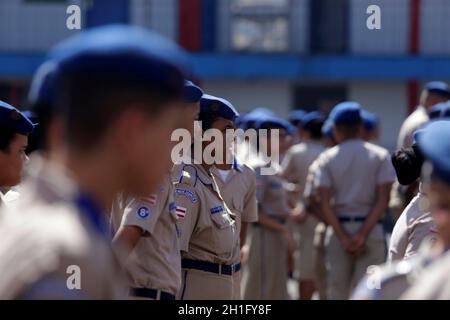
[
  {"xmin": 28, "ymin": 61, "xmax": 58, "ymax": 112},
  {"xmin": 257, "ymin": 116, "xmax": 294, "ymax": 135},
  {"xmin": 321, "ymin": 119, "xmax": 335, "ymax": 141},
  {"xmin": 250, "ymin": 108, "xmax": 275, "ymax": 117},
  {"xmin": 183, "ymin": 80, "xmax": 203, "ymax": 103},
  {"xmin": 288, "ymin": 109, "xmax": 306, "ymax": 125},
  {"xmin": 412, "ymin": 128, "xmax": 425, "ymax": 145},
  {"xmin": 237, "ymin": 111, "xmax": 270, "ymax": 130},
  {"xmin": 425, "ymin": 81, "xmax": 450, "ymax": 96},
  {"xmin": 417, "ymin": 120, "xmax": 450, "ymax": 184},
  {"xmin": 441, "ymin": 102, "xmax": 450, "ymax": 118},
  {"xmin": 330, "ymin": 101, "xmax": 362, "ymax": 125},
  {"xmin": 22, "ymin": 111, "xmax": 38, "ymax": 125},
  {"xmin": 361, "ymin": 110, "xmax": 379, "ymax": 131},
  {"xmin": 49, "ymin": 24, "xmax": 189, "ymax": 95},
  {"xmin": 200, "ymin": 94, "xmax": 239, "ymax": 121},
  {"xmin": 301, "ymin": 111, "xmax": 324, "ymax": 129},
  {"xmin": 0, "ymin": 101, "xmax": 34, "ymax": 135}
]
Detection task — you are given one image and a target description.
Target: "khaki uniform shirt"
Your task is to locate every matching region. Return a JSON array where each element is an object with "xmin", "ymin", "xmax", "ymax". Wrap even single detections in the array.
[
  {"xmin": 111, "ymin": 175, "xmax": 181, "ymax": 295},
  {"xmin": 210, "ymin": 162, "xmax": 258, "ymax": 265},
  {"xmin": 256, "ymin": 165, "xmax": 291, "ymax": 221},
  {"xmin": 389, "ymin": 187, "xmax": 438, "ymax": 261},
  {"xmin": 316, "ymin": 139, "xmax": 395, "ymax": 239},
  {"xmin": 352, "ymin": 240, "xmax": 439, "ymax": 300},
  {"xmin": 397, "ymin": 106, "xmax": 429, "ymax": 149},
  {"xmin": 174, "ymin": 164, "xmax": 237, "ymax": 264},
  {"xmin": 282, "ymin": 141, "xmax": 326, "ymax": 197},
  {"xmin": 0, "ymin": 160, "xmax": 125, "ymax": 299},
  {"xmin": 401, "ymin": 250, "xmax": 450, "ymax": 300}
]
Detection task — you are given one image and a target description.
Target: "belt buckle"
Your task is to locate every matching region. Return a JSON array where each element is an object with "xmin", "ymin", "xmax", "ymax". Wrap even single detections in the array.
[
  {"xmin": 156, "ymin": 290, "xmax": 161, "ymax": 300},
  {"xmin": 218, "ymin": 264, "xmax": 222, "ymax": 275}
]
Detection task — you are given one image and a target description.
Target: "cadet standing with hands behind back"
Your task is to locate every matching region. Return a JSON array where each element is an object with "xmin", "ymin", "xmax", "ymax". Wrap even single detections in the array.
[{"xmin": 317, "ymin": 102, "xmax": 395, "ymax": 299}]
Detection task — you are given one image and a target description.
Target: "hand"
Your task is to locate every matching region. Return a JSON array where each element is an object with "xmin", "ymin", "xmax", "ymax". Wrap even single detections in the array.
[
  {"xmin": 240, "ymin": 245, "xmax": 249, "ymax": 266},
  {"xmin": 338, "ymin": 234, "xmax": 353, "ymax": 254},
  {"xmin": 349, "ymin": 233, "xmax": 367, "ymax": 256},
  {"xmin": 291, "ymin": 206, "xmax": 307, "ymax": 224}
]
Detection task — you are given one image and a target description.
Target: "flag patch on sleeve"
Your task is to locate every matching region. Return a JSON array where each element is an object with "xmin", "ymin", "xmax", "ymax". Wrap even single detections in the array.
[
  {"xmin": 140, "ymin": 194, "xmax": 157, "ymax": 205},
  {"xmin": 175, "ymin": 206, "xmax": 187, "ymax": 218}
]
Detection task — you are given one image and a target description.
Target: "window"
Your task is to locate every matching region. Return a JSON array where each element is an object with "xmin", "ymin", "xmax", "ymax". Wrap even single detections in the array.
[
  {"xmin": 294, "ymin": 85, "xmax": 347, "ymax": 114},
  {"xmin": 230, "ymin": 0, "xmax": 290, "ymax": 52},
  {"xmin": 310, "ymin": 0, "xmax": 349, "ymax": 54}
]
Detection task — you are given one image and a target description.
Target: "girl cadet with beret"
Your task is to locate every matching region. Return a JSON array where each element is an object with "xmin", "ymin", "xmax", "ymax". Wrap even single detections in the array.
[{"xmin": 174, "ymin": 94, "xmax": 239, "ymax": 300}]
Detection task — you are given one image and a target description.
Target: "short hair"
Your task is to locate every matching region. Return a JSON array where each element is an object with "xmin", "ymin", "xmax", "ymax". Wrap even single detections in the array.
[
  {"xmin": 58, "ymin": 72, "xmax": 183, "ymax": 151},
  {"xmin": 391, "ymin": 144, "xmax": 424, "ymax": 185},
  {"xmin": 304, "ymin": 119, "xmax": 324, "ymax": 140},
  {"xmin": 334, "ymin": 121, "xmax": 361, "ymax": 139},
  {"xmin": 198, "ymin": 112, "xmax": 222, "ymax": 131},
  {"xmin": 0, "ymin": 124, "xmax": 18, "ymax": 152}
]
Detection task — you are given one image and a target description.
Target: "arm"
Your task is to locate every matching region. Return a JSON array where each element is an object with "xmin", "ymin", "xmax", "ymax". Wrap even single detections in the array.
[
  {"xmin": 318, "ymin": 186, "xmax": 351, "ymax": 249},
  {"xmin": 112, "ymin": 225, "xmax": 142, "ymax": 258},
  {"xmin": 388, "ymin": 206, "xmax": 409, "ymax": 261},
  {"xmin": 240, "ymin": 222, "xmax": 248, "ymax": 247},
  {"xmin": 258, "ymin": 212, "xmax": 289, "ymax": 233},
  {"xmin": 352, "ymin": 183, "xmax": 391, "ymax": 251}
]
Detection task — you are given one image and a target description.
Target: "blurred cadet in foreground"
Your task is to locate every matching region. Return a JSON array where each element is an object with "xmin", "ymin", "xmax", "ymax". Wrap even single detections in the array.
[
  {"xmin": 351, "ymin": 126, "xmax": 440, "ymax": 300},
  {"xmin": 0, "ymin": 101, "xmax": 34, "ymax": 208},
  {"xmin": 0, "ymin": 24, "xmax": 189, "ymax": 299},
  {"xmin": 388, "ymin": 132, "xmax": 437, "ymax": 262},
  {"xmin": 110, "ymin": 80, "xmax": 203, "ymax": 300},
  {"xmin": 401, "ymin": 120, "xmax": 450, "ymax": 299}
]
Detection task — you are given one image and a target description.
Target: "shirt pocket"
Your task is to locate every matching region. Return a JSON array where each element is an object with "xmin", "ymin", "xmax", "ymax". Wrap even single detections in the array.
[
  {"xmin": 231, "ymin": 197, "xmax": 244, "ymax": 215},
  {"xmin": 210, "ymin": 212, "xmax": 236, "ymax": 257}
]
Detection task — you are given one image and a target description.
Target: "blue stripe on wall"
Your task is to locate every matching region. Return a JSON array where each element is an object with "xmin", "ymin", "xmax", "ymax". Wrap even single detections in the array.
[
  {"xmin": 2, "ymin": 53, "xmax": 450, "ymax": 80},
  {"xmin": 201, "ymin": 0, "xmax": 216, "ymax": 51},
  {"xmin": 86, "ymin": 0, "xmax": 129, "ymax": 28}
]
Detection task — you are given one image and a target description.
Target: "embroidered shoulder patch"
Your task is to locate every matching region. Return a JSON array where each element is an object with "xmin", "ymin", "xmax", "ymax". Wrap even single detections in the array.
[
  {"xmin": 137, "ymin": 206, "xmax": 150, "ymax": 219},
  {"xmin": 175, "ymin": 188, "xmax": 197, "ymax": 203}
]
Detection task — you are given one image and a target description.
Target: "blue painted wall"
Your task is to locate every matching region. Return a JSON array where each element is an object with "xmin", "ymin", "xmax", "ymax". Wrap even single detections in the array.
[
  {"xmin": 3, "ymin": 53, "xmax": 450, "ymax": 80},
  {"xmin": 86, "ymin": 0, "xmax": 129, "ymax": 28}
]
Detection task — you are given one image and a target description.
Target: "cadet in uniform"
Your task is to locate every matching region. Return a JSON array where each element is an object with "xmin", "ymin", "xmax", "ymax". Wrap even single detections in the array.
[
  {"xmin": 281, "ymin": 111, "xmax": 326, "ymax": 300},
  {"xmin": 353, "ymin": 121, "xmax": 450, "ymax": 300},
  {"xmin": 242, "ymin": 116, "xmax": 296, "ymax": 300},
  {"xmin": 392, "ymin": 82, "xmax": 450, "ymax": 223},
  {"xmin": 401, "ymin": 120, "xmax": 450, "ymax": 299},
  {"xmin": 0, "ymin": 25, "xmax": 189, "ymax": 299},
  {"xmin": 300, "ymin": 119, "xmax": 337, "ymax": 300},
  {"xmin": 316, "ymin": 102, "xmax": 395, "ymax": 299},
  {"xmin": 175, "ymin": 94, "xmax": 239, "ymax": 300},
  {"xmin": 210, "ymin": 160, "xmax": 258, "ymax": 300},
  {"xmin": 388, "ymin": 137, "xmax": 437, "ymax": 261},
  {"xmin": 110, "ymin": 81, "xmax": 204, "ymax": 300},
  {"xmin": 0, "ymin": 101, "xmax": 34, "ymax": 209},
  {"xmin": 397, "ymin": 81, "xmax": 449, "ymax": 149}
]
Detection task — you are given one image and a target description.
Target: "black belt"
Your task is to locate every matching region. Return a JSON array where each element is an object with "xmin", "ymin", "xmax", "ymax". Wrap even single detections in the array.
[
  {"xmin": 181, "ymin": 259, "xmax": 241, "ymax": 276},
  {"xmin": 129, "ymin": 287, "xmax": 175, "ymax": 300},
  {"xmin": 338, "ymin": 216, "xmax": 382, "ymax": 223}
]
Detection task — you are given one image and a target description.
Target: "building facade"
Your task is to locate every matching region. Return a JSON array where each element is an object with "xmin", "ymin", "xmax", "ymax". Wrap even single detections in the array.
[{"xmin": 0, "ymin": 0, "xmax": 450, "ymax": 150}]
